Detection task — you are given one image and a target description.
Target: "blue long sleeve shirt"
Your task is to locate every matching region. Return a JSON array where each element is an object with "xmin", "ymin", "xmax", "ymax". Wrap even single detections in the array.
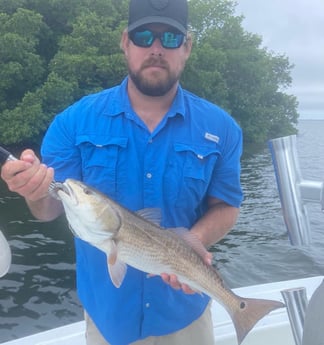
[{"xmin": 41, "ymin": 77, "xmax": 243, "ymax": 345}]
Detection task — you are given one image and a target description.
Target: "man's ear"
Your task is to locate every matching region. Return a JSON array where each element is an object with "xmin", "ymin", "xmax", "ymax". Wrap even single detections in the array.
[
  {"xmin": 183, "ymin": 33, "xmax": 193, "ymax": 59},
  {"xmin": 120, "ymin": 29, "xmax": 129, "ymax": 54}
]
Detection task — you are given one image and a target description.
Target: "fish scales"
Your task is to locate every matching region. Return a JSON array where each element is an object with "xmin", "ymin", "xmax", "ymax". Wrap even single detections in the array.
[
  {"xmin": 116, "ymin": 215, "xmax": 230, "ymax": 300},
  {"xmin": 55, "ymin": 179, "xmax": 285, "ymax": 345}
]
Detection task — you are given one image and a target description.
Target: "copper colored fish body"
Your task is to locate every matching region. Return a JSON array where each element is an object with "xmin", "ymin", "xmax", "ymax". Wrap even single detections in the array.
[{"xmin": 56, "ymin": 179, "xmax": 284, "ymax": 345}]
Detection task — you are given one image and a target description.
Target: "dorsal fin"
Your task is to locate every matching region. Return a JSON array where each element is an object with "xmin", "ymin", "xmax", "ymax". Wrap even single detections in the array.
[{"xmin": 136, "ymin": 208, "xmax": 162, "ymax": 226}]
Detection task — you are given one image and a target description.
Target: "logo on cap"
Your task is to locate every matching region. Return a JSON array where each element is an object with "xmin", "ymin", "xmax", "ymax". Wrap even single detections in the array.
[{"xmin": 150, "ymin": 0, "xmax": 169, "ymax": 10}]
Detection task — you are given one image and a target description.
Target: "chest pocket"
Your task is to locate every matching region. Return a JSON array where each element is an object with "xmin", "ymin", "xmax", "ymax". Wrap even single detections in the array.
[
  {"xmin": 76, "ymin": 135, "xmax": 128, "ymax": 197},
  {"xmin": 164, "ymin": 143, "xmax": 220, "ymax": 210}
]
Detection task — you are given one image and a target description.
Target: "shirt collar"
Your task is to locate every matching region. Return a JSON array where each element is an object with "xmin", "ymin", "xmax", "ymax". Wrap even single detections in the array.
[{"xmin": 102, "ymin": 77, "xmax": 186, "ymax": 120}]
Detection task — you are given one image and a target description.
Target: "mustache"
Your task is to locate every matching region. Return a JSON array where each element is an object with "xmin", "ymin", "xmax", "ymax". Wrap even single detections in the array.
[{"xmin": 141, "ymin": 57, "xmax": 169, "ymax": 69}]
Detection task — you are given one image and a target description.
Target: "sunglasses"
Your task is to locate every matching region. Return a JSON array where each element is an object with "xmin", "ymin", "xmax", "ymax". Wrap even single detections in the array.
[{"xmin": 129, "ymin": 29, "xmax": 185, "ymax": 49}]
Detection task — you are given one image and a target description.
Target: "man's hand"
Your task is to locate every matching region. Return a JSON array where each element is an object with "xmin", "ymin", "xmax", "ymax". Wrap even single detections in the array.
[
  {"xmin": 1, "ymin": 149, "xmax": 62, "ymax": 221},
  {"xmin": 1, "ymin": 149, "xmax": 54, "ymax": 202},
  {"xmin": 160, "ymin": 251, "xmax": 213, "ymax": 294},
  {"xmin": 160, "ymin": 273, "xmax": 197, "ymax": 294}
]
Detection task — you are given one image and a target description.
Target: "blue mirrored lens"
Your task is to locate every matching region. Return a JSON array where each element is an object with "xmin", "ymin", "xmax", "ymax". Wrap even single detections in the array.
[
  {"xmin": 132, "ymin": 30, "xmax": 154, "ymax": 47},
  {"xmin": 129, "ymin": 30, "xmax": 184, "ymax": 49},
  {"xmin": 161, "ymin": 32, "xmax": 184, "ymax": 48}
]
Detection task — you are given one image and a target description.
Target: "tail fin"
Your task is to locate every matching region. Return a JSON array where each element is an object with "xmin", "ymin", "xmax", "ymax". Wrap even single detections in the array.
[{"xmin": 230, "ymin": 297, "xmax": 285, "ymax": 345}]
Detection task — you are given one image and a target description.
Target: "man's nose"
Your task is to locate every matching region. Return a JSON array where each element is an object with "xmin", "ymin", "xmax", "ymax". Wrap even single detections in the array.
[{"xmin": 150, "ymin": 38, "xmax": 164, "ymax": 55}]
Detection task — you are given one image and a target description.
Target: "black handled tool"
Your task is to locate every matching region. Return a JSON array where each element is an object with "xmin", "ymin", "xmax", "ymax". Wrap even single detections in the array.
[
  {"xmin": 0, "ymin": 146, "xmax": 17, "ymax": 164},
  {"xmin": 0, "ymin": 145, "xmax": 59, "ymax": 196}
]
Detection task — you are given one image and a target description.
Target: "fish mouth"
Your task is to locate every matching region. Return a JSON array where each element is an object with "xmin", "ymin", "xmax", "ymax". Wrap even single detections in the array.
[
  {"xmin": 50, "ymin": 181, "xmax": 69, "ymax": 195},
  {"xmin": 51, "ymin": 182, "xmax": 78, "ymax": 205}
]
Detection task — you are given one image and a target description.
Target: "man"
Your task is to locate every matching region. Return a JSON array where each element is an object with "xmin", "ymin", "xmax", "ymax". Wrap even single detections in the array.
[{"xmin": 1, "ymin": 0, "xmax": 243, "ymax": 344}]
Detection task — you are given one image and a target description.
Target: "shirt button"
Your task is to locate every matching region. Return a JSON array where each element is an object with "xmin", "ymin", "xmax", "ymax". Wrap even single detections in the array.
[
  {"xmin": 148, "ymin": 138, "xmax": 153, "ymax": 144},
  {"xmin": 146, "ymin": 173, "xmax": 152, "ymax": 179},
  {"xmin": 146, "ymin": 303, "xmax": 150, "ymax": 308}
]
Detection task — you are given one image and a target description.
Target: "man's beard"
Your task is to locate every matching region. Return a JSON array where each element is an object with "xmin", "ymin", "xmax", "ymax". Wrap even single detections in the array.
[{"xmin": 128, "ymin": 58, "xmax": 182, "ymax": 97}]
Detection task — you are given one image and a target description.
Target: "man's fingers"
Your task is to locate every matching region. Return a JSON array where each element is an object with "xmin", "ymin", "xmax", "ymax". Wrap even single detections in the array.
[
  {"xmin": 17, "ymin": 166, "xmax": 54, "ymax": 201},
  {"xmin": 1, "ymin": 148, "xmax": 54, "ymax": 201},
  {"xmin": 160, "ymin": 273, "xmax": 196, "ymax": 294},
  {"xmin": 204, "ymin": 252, "xmax": 213, "ymax": 266}
]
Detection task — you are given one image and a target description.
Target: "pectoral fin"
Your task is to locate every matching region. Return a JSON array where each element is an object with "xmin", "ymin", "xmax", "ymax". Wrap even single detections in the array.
[{"xmin": 107, "ymin": 240, "xmax": 127, "ymax": 288}]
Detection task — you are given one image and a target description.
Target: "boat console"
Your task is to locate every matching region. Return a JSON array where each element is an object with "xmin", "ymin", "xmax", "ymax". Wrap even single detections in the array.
[{"xmin": 269, "ymin": 134, "xmax": 324, "ymax": 345}]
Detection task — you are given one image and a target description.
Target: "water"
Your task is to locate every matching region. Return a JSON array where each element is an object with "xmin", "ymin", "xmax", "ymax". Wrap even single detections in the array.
[
  {"xmin": 216, "ymin": 120, "xmax": 324, "ymax": 288},
  {"xmin": 0, "ymin": 120, "xmax": 323, "ymax": 342},
  {"xmin": 0, "ymin": 195, "xmax": 82, "ymax": 341}
]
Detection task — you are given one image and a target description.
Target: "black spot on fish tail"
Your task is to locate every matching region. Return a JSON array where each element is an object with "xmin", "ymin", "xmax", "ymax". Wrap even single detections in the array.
[{"xmin": 230, "ymin": 297, "xmax": 285, "ymax": 345}]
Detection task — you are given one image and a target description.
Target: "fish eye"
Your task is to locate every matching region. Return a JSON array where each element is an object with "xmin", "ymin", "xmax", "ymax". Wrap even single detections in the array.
[{"xmin": 84, "ymin": 188, "xmax": 92, "ymax": 195}]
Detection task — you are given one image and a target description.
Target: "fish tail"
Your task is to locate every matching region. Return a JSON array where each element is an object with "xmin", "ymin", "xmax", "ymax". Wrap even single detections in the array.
[{"xmin": 230, "ymin": 297, "xmax": 285, "ymax": 344}]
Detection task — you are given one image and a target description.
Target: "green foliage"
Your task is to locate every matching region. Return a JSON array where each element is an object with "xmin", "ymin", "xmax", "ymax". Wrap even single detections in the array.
[
  {"xmin": 184, "ymin": 0, "xmax": 298, "ymax": 143},
  {"xmin": 0, "ymin": 8, "xmax": 45, "ymax": 110},
  {"xmin": 0, "ymin": 0, "xmax": 298, "ymax": 145},
  {"xmin": 0, "ymin": 92, "xmax": 43, "ymax": 145},
  {"xmin": 50, "ymin": 10, "xmax": 127, "ymax": 94}
]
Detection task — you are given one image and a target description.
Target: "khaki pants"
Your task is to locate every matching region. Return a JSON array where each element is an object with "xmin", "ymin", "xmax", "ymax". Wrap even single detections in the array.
[{"xmin": 85, "ymin": 303, "xmax": 215, "ymax": 345}]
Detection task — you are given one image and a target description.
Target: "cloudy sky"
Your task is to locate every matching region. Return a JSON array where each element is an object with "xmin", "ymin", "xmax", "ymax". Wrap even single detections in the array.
[{"xmin": 235, "ymin": 0, "xmax": 324, "ymax": 119}]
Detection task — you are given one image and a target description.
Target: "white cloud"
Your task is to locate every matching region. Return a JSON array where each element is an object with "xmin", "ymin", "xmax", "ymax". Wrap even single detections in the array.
[{"xmin": 235, "ymin": 0, "xmax": 324, "ymax": 119}]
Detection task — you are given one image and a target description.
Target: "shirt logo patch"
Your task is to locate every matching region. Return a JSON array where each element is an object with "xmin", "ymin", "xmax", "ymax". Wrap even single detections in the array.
[{"xmin": 205, "ymin": 132, "xmax": 220, "ymax": 144}]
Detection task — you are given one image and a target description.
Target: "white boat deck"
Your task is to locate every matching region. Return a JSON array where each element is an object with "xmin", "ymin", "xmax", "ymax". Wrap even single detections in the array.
[{"xmin": 2, "ymin": 275, "xmax": 323, "ymax": 345}]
